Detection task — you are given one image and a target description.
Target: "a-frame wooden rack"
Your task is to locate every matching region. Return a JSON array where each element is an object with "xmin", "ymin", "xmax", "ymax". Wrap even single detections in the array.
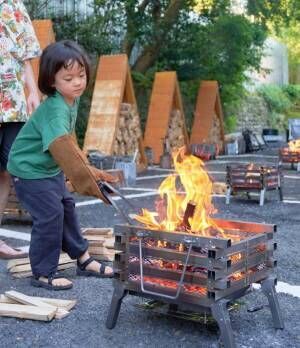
[
  {"xmin": 144, "ymin": 71, "xmax": 189, "ymax": 164},
  {"xmin": 31, "ymin": 19, "xmax": 56, "ymax": 84},
  {"xmin": 83, "ymin": 54, "xmax": 147, "ymax": 170},
  {"xmin": 190, "ymin": 81, "xmax": 225, "ymax": 151}
]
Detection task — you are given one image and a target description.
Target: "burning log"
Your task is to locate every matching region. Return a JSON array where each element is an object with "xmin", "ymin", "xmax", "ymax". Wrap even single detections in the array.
[{"xmin": 182, "ymin": 201, "xmax": 196, "ymax": 230}]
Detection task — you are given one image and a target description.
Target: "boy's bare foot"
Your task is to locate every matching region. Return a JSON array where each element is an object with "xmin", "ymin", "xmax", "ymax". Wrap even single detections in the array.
[
  {"xmin": 85, "ymin": 260, "xmax": 113, "ymax": 275},
  {"xmin": 78, "ymin": 251, "xmax": 113, "ymax": 278},
  {"xmin": 31, "ymin": 275, "xmax": 73, "ymax": 290}
]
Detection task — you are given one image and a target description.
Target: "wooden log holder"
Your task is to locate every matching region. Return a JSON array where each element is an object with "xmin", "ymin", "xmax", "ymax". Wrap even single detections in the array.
[
  {"xmin": 190, "ymin": 81, "xmax": 225, "ymax": 154},
  {"xmin": 31, "ymin": 19, "xmax": 56, "ymax": 85},
  {"xmin": 83, "ymin": 54, "xmax": 147, "ymax": 172},
  {"xmin": 144, "ymin": 72, "xmax": 189, "ymax": 164}
]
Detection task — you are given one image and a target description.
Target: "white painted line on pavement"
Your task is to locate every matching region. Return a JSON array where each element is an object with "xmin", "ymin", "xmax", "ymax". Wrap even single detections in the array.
[
  {"xmin": 284, "ymin": 175, "xmax": 300, "ymax": 180},
  {"xmin": 0, "ymin": 228, "xmax": 30, "ymax": 241},
  {"xmin": 217, "ymin": 154, "xmax": 278, "ymax": 159},
  {"xmin": 283, "ymin": 199, "xmax": 300, "ymax": 204},
  {"xmin": 253, "ymin": 282, "xmax": 300, "ymax": 299},
  {"xmin": 75, "ymin": 191, "xmax": 159, "ymax": 207},
  {"xmin": 120, "ymin": 187, "xmax": 157, "ymax": 192},
  {"xmin": 137, "ymin": 174, "xmax": 174, "ymax": 180}
]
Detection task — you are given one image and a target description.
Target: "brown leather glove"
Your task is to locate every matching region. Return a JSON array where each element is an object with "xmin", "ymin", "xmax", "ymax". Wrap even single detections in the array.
[
  {"xmin": 49, "ymin": 134, "xmax": 111, "ymax": 204},
  {"xmin": 88, "ymin": 166, "xmax": 119, "ymax": 184}
]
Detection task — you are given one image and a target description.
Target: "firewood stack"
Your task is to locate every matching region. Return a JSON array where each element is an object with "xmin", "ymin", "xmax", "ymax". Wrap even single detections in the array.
[
  {"xmin": 207, "ymin": 112, "xmax": 222, "ymax": 148},
  {"xmin": 82, "ymin": 227, "xmax": 121, "ymax": 262},
  {"xmin": 166, "ymin": 109, "xmax": 186, "ymax": 151},
  {"xmin": 4, "ymin": 183, "xmax": 29, "ymax": 221},
  {"xmin": 112, "ymin": 103, "xmax": 143, "ymax": 164},
  {"xmin": 7, "ymin": 253, "xmax": 76, "ymax": 279}
]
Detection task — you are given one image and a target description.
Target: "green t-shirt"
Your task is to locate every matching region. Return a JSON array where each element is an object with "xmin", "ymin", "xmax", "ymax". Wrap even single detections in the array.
[{"xmin": 7, "ymin": 92, "xmax": 79, "ymax": 179}]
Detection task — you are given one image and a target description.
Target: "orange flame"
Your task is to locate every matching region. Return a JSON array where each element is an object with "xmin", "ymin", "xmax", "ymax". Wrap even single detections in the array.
[{"xmin": 134, "ymin": 147, "xmax": 223, "ymax": 235}]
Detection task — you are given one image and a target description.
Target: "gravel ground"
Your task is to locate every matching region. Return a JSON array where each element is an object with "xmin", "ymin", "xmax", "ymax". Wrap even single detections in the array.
[{"xmin": 0, "ymin": 145, "xmax": 299, "ymax": 348}]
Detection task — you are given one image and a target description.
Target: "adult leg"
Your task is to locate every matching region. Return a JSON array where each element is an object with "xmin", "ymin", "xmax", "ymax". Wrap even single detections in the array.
[
  {"xmin": 13, "ymin": 174, "xmax": 72, "ymax": 288},
  {"xmin": 0, "ymin": 122, "xmax": 27, "ymax": 258},
  {"xmin": 0, "ymin": 122, "xmax": 25, "ymax": 223},
  {"xmin": 0, "ymin": 171, "xmax": 11, "ymax": 225}
]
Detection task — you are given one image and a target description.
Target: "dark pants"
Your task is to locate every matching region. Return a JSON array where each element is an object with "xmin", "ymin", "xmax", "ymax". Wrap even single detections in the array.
[
  {"xmin": 12, "ymin": 172, "xmax": 88, "ymax": 277},
  {"xmin": 0, "ymin": 122, "xmax": 24, "ymax": 171}
]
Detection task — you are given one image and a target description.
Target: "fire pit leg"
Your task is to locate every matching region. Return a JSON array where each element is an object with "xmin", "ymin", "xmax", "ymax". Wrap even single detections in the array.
[
  {"xmin": 226, "ymin": 187, "xmax": 231, "ymax": 204},
  {"xmin": 211, "ymin": 300, "xmax": 236, "ymax": 348},
  {"xmin": 297, "ymin": 163, "xmax": 300, "ymax": 172},
  {"xmin": 261, "ymin": 278, "xmax": 284, "ymax": 330},
  {"xmin": 259, "ymin": 189, "xmax": 265, "ymax": 206},
  {"xmin": 106, "ymin": 283, "xmax": 127, "ymax": 329}
]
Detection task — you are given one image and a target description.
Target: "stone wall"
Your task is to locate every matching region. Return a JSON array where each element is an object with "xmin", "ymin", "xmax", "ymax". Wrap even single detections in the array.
[{"xmin": 235, "ymin": 94, "xmax": 270, "ymax": 134}]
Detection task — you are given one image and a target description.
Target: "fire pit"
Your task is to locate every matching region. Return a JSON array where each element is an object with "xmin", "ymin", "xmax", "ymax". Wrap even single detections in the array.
[
  {"xmin": 106, "ymin": 149, "xmax": 284, "ymax": 348},
  {"xmin": 279, "ymin": 139, "xmax": 300, "ymax": 170},
  {"xmin": 226, "ymin": 163, "xmax": 283, "ymax": 206}
]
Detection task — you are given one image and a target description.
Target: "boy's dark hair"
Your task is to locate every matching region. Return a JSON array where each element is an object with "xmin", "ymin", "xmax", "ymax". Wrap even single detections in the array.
[{"xmin": 38, "ymin": 40, "xmax": 91, "ymax": 96}]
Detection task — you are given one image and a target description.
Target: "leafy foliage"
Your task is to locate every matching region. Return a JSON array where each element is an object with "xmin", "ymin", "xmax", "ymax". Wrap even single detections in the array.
[{"xmin": 25, "ymin": 0, "xmax": 300, "ymax": 141}]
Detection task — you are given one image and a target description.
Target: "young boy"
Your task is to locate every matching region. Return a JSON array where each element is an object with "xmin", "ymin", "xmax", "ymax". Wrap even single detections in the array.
[{"xmin": 7, "ymin": 40, "xmax": 116, "ymax": 290}]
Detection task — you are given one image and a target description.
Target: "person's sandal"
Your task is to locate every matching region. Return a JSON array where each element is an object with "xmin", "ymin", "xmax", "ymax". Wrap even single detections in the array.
[
  {"xmin": 31, "ymin": 274, "xmax": 73, "ymax": 291},
  {"xmin": 76, "ymin": 256, "xmax": 113, "ymax": 278}
]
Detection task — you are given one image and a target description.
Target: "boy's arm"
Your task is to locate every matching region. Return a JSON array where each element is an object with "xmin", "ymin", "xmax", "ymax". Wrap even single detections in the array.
[
  {"xmin": 24, "ymin": 60, "xmax": 40, "ymax": 115},
  {"xmin": 49, "ymin": 134, "xmax": 117, "ymax": 203}
]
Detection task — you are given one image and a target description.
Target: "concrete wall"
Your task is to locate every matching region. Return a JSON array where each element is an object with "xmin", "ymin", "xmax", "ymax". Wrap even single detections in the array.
[{"xmin": 247, "ymin": 38, "xmax": 289, "ymax": 90}]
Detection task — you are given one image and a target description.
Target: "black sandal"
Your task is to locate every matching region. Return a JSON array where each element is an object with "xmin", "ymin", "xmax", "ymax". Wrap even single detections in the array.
[
  {"xmin": 76, "ymin": 256, "xmax": 113, "ymax": 278},
  {"xmin": 31, "ymin": 274, "xmax": 73, "ymax": 291}
]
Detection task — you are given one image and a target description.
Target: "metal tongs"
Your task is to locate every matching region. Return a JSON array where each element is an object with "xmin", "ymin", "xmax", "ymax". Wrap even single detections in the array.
[{"xmin": 98, "ymin": 181, "xmax": 137, "ymax": 224}]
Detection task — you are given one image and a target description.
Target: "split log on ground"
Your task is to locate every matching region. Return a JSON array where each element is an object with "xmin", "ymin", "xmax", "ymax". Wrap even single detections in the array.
[
  {"xmin": 4, "ymin": 291, "xmax": 73, "ymax": 319},
  {"xmin": 0, "ymin": 294, "xmax": 76, "ymax": 311},
  {"xmin": 0, "ymin": 303, "xmax": 56, "ymax": 321},
  {"xmin": 5, "ymin": 290, "xmax": 56, "ymax": 310}
]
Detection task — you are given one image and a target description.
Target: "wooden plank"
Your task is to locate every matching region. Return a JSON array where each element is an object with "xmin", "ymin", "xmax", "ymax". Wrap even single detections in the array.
[
  {"xmin": 7, "ymin": 253, "xmax": 74, "ymax": 271},
  {"xmin": 0, "ymin": 295, "xmax": 76, "ymax": 311},
  {"xmin": 10, "ymin": 261, "xmax": 75, "ymax": 275},
  {"xmin": 0, "ymin": 303, "xmax": 56, "ymax": 321},
  {"xmin": 81, "ymin": 227, "xmax": 113, "ymax": 236},
  {"xmin": 5, "ymin": 291, "xmax": 56, "ymax": 310}
]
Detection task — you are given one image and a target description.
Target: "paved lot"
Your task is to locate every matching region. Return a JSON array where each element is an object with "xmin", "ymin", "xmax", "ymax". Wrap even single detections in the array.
[{"xmin": 0, "ymin": 145, "xmax": 299, "ymax": 348}]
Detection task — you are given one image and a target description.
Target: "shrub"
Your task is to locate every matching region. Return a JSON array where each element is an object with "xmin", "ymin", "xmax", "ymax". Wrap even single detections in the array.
[
  {"xmin": 258, "ymin": 84, "xmax": 292, "ymax": 113},
  {"xmin": 282, "ymin": 84, "xmax": 300, "ymax": 103}
]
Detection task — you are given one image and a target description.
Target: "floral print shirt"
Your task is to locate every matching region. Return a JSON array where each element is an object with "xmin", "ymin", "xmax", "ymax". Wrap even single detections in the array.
[{"xmin": 0, "ymin": 0, "xmax": 41, "ymax": 122}]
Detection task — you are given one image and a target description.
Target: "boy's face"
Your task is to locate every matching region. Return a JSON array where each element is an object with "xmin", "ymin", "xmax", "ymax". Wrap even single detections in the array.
[{"xmin": 53, "ymin": 60, "xmax": 87, "ymax": 105}]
